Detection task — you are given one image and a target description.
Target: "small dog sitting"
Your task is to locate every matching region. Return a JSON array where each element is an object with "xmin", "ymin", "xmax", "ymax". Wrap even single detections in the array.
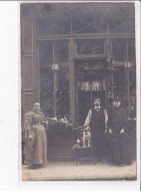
[
  {"xmin": 75, "ymin": 125, "xmax": 91, "ymax": 147},
  {"xmin": 82, "ymin": 125, "xmax": 91, "ymax": 147}
]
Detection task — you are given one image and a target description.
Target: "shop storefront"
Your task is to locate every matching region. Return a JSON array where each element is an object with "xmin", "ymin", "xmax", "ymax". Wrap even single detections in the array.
[{"xmin": 21, "ymin": 3, "xmax": 136, "ymax": 160}]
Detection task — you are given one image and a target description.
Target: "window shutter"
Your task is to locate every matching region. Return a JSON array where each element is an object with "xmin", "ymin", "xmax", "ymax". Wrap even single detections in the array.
[{"xmin": 21, "ymin": 5, "xmax": 39, "ymax": 129}]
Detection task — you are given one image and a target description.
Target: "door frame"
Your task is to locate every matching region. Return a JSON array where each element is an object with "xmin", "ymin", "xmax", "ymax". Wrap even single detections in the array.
[{"xmin": 73, "ymin": 58, "xmax": 110, "ymax": 127}]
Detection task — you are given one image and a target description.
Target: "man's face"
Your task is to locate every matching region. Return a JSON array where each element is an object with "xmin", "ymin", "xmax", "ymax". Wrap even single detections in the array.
[
  {"xmin": 113, "ymin": 100, "xmax": 121, "ymax": 108},
  {"xmin": 33, "ymin": 103, "xmax": 40, "ymax": 112},
  {"xmin": 93, "ymin": 99, "xmax": 101, "ymax": 107}
]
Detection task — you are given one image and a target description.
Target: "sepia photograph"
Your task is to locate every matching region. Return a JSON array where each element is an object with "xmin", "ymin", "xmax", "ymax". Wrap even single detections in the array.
[{"xmin": 21, "ymin": 1, "xmax": 137, "ymax": 181}]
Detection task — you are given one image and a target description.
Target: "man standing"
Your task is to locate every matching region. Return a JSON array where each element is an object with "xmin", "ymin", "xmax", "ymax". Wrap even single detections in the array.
[{"xmin": 84, "ymin": 97, "xmax": 108, "ymax": 162}]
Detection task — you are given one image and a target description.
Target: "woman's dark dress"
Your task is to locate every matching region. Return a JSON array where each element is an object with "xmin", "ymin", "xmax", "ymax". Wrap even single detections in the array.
[{"xmin": 109, "ymin": 107, "xmax": 130, "ymax": 165}]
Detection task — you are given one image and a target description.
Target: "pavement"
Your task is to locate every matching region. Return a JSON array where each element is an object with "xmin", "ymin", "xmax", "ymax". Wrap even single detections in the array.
[{"xmin": 22, "ymin": 160, "xmax": 136, "ymax": 181}]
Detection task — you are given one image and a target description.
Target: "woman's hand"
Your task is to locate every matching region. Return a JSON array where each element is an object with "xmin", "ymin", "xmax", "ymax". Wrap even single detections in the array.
[
  {"xmin": 29, "ymin": 134, "xmax": 33, "ymax": 139},
  {"xmin": 28, "ymin": 130, "xmax": 34, "ymax": 139},
  {"xmin": 109, "ymin": 129, "xmax": 112, "ymax": 134},
  {"xmin": 120, "ymin": 128, "xmax": 125, "ymax": 134}
]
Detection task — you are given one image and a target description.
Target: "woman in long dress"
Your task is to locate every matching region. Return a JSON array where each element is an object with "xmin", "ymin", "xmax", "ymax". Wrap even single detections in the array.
[
  {"xmin": 24, "ymin": 103, "xmax": 47, "ymax": 168},
  {"xmin": 109, "ymin": 97, "xmax": 131, "ymax": 166}
]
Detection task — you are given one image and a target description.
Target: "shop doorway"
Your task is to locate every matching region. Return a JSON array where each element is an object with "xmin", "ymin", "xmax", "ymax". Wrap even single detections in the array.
[{"xmin": 75, "ymin": 59, "xmax": 108, "ymax": 126}]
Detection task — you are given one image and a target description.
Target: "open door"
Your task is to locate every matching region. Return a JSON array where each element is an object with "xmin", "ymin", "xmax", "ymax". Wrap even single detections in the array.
[{"xmin": 74, "ymin": 59, "xmax": 107, "ymax": 126}]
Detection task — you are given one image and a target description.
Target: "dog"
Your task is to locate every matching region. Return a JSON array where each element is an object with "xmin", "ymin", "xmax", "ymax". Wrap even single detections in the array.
[
  {"xmin": 82, "ymin": 125, "xmax": 91, "ymax": 147},
  {"xmin": 75, "ymin": 125, "xmax": 91, "ymax": 147}
]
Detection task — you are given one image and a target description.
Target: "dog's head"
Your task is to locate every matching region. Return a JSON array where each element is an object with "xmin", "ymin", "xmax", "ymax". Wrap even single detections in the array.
[{"xmin": 84, "ymin": 126, "xmax": 90, "ymax": 132}]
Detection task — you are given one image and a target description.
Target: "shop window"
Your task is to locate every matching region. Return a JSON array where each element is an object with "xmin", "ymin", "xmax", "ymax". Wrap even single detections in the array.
[
  {"xmin": 111, "ymin": 39, "xmax": 127, "ymax": 62},
  {"xmin": 39, "ymin": 40, "xmax": 69, "ymax": 66},
  {"xmin": 111, "ymin": 38, "xmax": 135, "ymax": 64},
  {"xmin": 113, "ymin": 68, "xmax": 125, "ymax": 97},
  {"xmin": 111, "ymin": 38, "xmax": 136, "ymax": 113},
  {"xmin": 39, "ymin": 39, "xmax": 69, "ymax": 118},
  {"xmin": 40, "ymin": 68, "xmax": 54, "ymax": 117},
  {"xmin": 39, "ymin": 41, "xmax": 53, "ymax": 66},
  {"xmin": 40, "ymin": 67, "xmax": 70, "ymax": 119},
  {"xmin": 76, "ymin": 39, "xmax": 105, "ymax": 55},
  {"xmin": 56, "ymin": 68, "xmax": 70, "ymax": 119},
  {"xmin": 128, "ymin": 39, "xmax": 135, "ymax": 64},
  {"xmin": 54, "ymin": 40, "xmax": 68, "ymax": 63}
]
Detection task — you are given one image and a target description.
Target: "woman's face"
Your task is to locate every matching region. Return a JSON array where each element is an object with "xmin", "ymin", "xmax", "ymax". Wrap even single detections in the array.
[
  {"xmin": 33, "ymin": 103, "xmax": 40, "ymax": 112},
  {"xmin": 113, "ymin": 100, "xmax": 121, "ymax": 108}
]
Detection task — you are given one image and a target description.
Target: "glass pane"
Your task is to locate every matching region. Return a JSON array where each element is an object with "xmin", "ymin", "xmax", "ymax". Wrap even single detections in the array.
[
  {"xmin": 113, "ymin": 68, "xmax": 125, "ymax": 100},
  {"xmin": 40, "ymin": 68, "xmax": 54, "ymax": 117},
  {"xmin": 56, "ymin": 67, "xmax": 70, "ymax": 119},
  {"xmin": 113, "ymin": 68, "xmax": 125, "ymax": 86},
  {"xmin": 111, "ymin": 39, "xmax": 127, "ymax": 62},
  {"xmin": 128, "ymin": 39, "xmax": 135, "ymax": 64},
  {"xmin": 40, "ymin": 67, "xmax": 70, "ymax": 119},
  {"xmin": 72, "ymin": 14, "xmax": 107, "ymax": 34},
  {"xmin": 54, "ymin": 40, "xmax": 69, "ymax": 63},
  {"xmin": 71, "ymin": 3, "xmax": 107, "ymax": 34},
  {"xmin": 109, "ymin": 5, "xmax": 135, "ymax": 33},
  {"xmin": 38, "ymin": 4, "xmax": 71, "ymax": 35},
  {"xmin": 39, "ymin": 41, "xmax": 53, "ymax": 66},
  {"xmin": 128, "ymin": 39, "xmax": 136, "ymax": 118},
  {"xmin": 109, "ymin": 18, "xmax": 135, "ymax": 33},
  {"xmin": 76, "ymin": 39, "xmax": 105, "ymax": 55},
  {"xmin": 37, "ymin": 3, "xmax": 135, "ymax": 35}
]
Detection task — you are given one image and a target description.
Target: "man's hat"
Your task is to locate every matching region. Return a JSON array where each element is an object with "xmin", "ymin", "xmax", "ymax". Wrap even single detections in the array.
[
  {"xmin": 93, "ymin": 96, "xmax": 101, "ymax": 102},
  {"xmin": 113, "ymin": 96, "xmax": 122, "ymax": 101}
]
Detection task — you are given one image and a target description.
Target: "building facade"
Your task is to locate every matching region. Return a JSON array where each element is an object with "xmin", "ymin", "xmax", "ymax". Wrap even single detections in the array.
[{"xmin": 21, "ymin": 3, "xmax": 136, "ymax": 159}]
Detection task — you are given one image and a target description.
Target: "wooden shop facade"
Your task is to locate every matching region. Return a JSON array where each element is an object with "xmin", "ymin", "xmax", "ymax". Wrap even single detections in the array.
[{"xmin": 21, "ymin": 3, "xmax": 136, "ymax": 160}]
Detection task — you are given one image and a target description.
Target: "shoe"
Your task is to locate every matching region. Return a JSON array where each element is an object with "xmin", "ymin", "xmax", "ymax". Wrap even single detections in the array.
[
  {"xmin": 120, "ymin": 163, "xmax": 126, "ymax": 167},
  {"xmin": 126, "ymin": 162, "xmax": 132, "ymax": 166},
  {"xmin": 101, "ymin": 159, "xmax": 106, "ymax": 163}
]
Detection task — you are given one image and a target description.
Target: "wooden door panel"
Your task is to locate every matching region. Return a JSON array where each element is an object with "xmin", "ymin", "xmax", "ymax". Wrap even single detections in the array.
[
  {"xmin": 23, "ymin": 56, "xmax": 34, "ymax": 90},
  {"xmin": 22, "ymin": 12, "xmax": 33, "ymax": 52},
  {"xmin": 23, "ymin": 93, "xmax": 34, "ymax": 114}
]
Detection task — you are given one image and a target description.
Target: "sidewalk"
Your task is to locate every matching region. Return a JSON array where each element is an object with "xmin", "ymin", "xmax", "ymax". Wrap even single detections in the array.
[{"xmin": 22, "ymin": 160, "xmax": 136, "ymax": 181}]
